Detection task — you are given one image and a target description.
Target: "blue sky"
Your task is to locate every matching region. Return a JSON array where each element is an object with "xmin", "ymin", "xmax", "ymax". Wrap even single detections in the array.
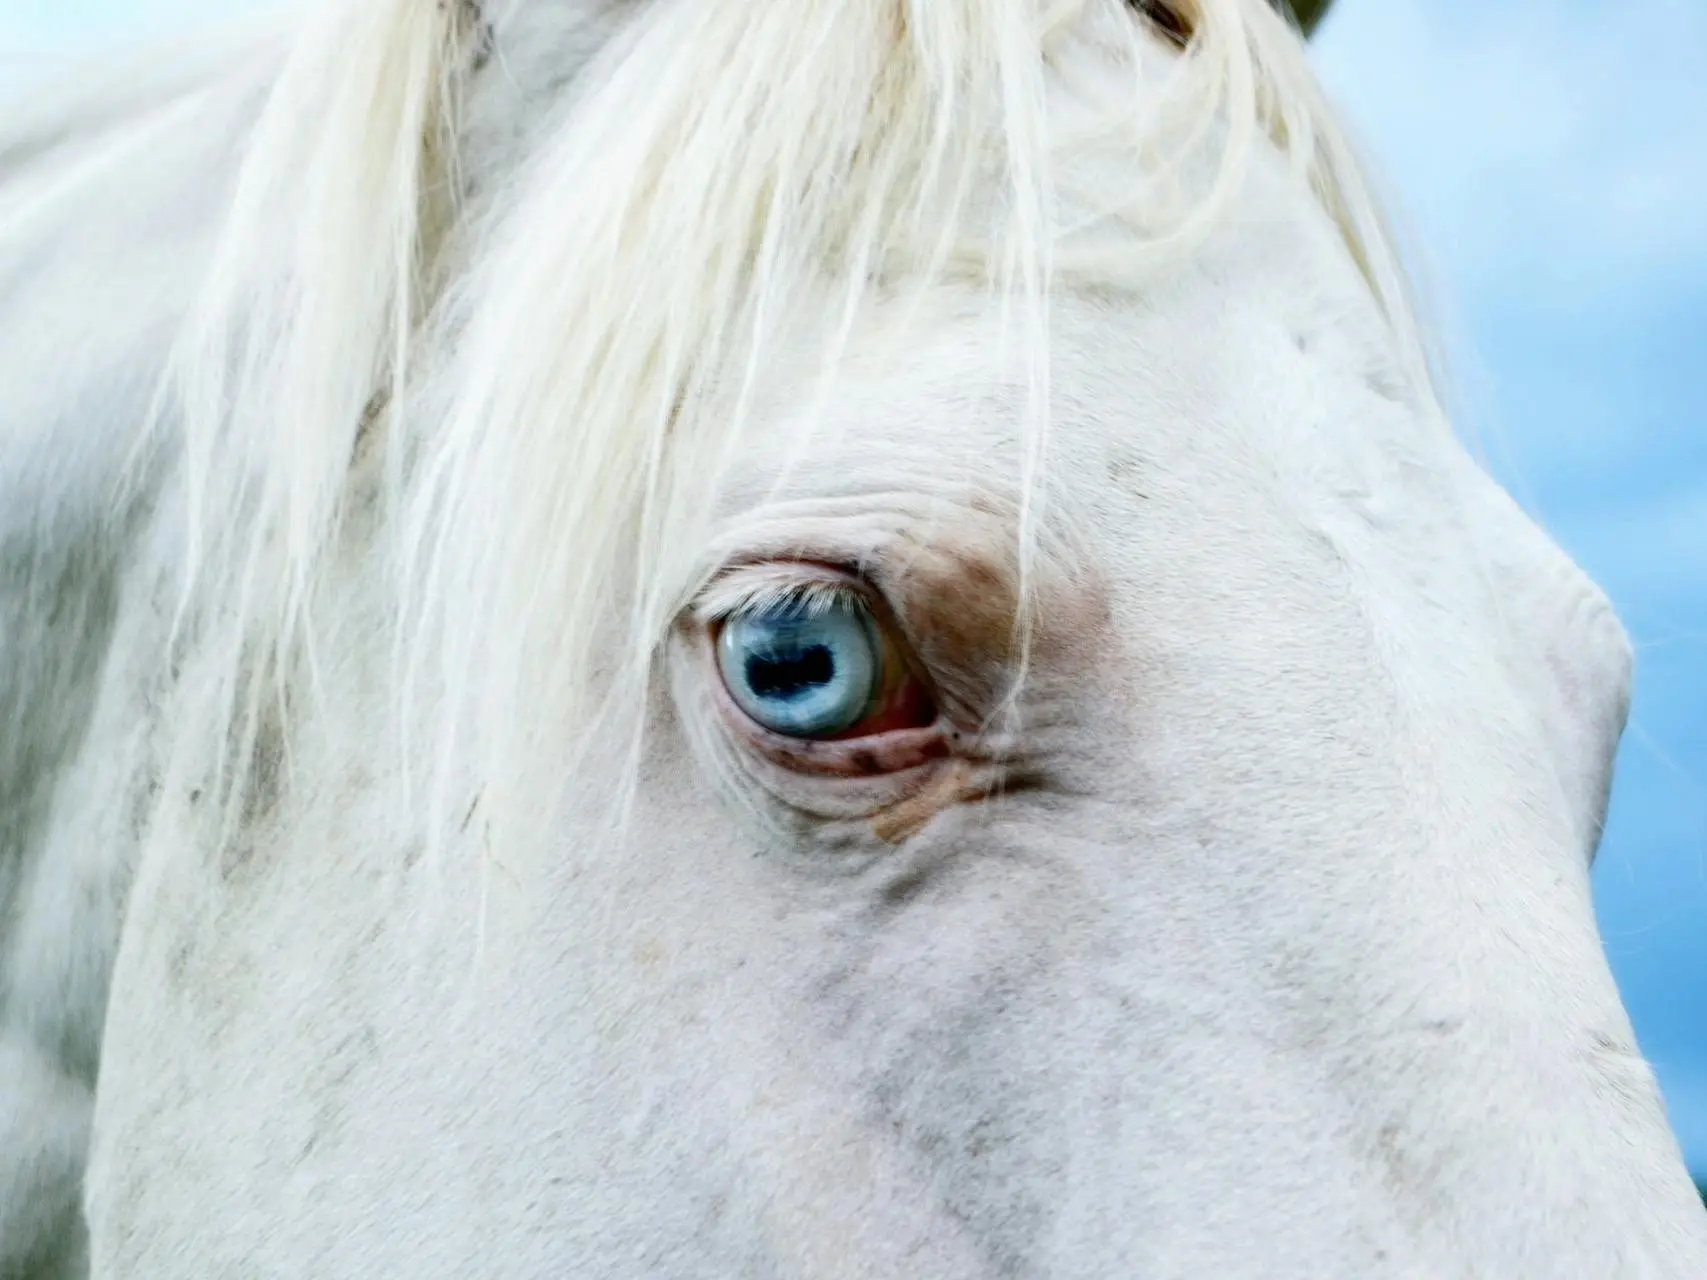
[{"xmin": 6, "ymin": 0, "xmax": 1705, "ymax": 1175}]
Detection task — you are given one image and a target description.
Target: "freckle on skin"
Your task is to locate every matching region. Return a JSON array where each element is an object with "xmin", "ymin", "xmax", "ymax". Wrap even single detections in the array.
[{"xmin": 872, "ymin": 758, "xmax": 979, "ymax": 844}]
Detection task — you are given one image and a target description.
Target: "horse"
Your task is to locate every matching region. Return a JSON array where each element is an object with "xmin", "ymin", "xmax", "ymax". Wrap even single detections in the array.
[{"xmin": 2, "ymin": 0, "xmax": 1704, "ymax": 1275}]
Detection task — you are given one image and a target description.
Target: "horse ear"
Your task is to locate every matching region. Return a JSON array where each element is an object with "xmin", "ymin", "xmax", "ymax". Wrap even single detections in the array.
[
  {"xmin": 1131, "ymin": 1, "xmax": 1334, "ymax": 46},
  {"xmin": 1130, "ymin": 1, "xmax": 1191, "ymax": 48},
  {"xmin": 1284, "ymin": 0, "xmax": 1334, "ymax": 37}
]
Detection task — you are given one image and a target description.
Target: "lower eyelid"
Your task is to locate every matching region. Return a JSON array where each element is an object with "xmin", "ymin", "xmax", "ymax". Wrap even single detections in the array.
[{"xmin": 738, "ymin": 720, "xmax": 950, "ymax": 779}]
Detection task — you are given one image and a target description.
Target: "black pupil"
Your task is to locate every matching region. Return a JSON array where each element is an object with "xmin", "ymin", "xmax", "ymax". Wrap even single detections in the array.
[{"xmin": 746, "ymin": 640, "xmax": 835, "ymax": 702}]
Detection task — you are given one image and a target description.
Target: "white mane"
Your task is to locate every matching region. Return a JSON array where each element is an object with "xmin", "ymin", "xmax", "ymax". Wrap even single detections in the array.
[{"xmin": 150, "ymin": 0, "xmax": 1432, "ymax": 869}]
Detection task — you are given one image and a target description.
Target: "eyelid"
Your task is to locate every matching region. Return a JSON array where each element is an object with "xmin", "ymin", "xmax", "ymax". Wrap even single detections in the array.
[{"xmin": 693, "ymin": 561, "xmax": 875, "ymax": 628}]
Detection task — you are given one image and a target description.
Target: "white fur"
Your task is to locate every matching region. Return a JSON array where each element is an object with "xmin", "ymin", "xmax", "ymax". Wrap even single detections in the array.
[{"xmin": 2, "ymin": 1, "xmax": 1704, "ymax": 1275}]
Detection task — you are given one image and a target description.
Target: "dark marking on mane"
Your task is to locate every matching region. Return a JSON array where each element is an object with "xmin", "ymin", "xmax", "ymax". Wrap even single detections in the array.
[{"xmin": 450, "ymin": 0, "xmax": 496, "ymax": 72}]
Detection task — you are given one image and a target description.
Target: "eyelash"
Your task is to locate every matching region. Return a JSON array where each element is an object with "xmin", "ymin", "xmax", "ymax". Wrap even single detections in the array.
[{"xmin": 695, "ymin": 564, "xmax": 873, "ymax": 629}]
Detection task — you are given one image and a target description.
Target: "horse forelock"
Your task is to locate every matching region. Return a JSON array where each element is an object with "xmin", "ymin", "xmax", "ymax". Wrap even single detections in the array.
[{"xmin": 153, "ymin": 0, "xmax": 1432, "ymax": 873}]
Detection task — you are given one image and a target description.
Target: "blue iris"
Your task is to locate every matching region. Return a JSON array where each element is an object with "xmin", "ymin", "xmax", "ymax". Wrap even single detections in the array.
[{"xmin": 717, "ymin": 598, "xmax": 880, "ymax": 738}]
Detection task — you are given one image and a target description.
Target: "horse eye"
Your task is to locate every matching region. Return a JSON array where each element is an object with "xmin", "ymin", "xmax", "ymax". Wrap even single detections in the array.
[{"xmin": 716, "ymin": 598, "xmax": 884, "ymax": 739}]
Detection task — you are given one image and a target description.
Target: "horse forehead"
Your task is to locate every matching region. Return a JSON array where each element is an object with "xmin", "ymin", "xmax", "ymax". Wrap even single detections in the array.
[{"xmin": 780, "ymin": 283, "xmax": 1443, "ymax": 524}]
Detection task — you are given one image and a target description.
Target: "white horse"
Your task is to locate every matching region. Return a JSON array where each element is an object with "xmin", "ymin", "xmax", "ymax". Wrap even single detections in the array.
[{"xmin": 2, "ymin": 0, "xmax": 1703, "ymax": 1275}]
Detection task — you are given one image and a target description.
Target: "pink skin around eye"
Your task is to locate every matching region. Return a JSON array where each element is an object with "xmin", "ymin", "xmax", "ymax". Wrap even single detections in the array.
[{"xmin": 821, "ymin": 662, "xmax": 937, "ymax": 741}]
